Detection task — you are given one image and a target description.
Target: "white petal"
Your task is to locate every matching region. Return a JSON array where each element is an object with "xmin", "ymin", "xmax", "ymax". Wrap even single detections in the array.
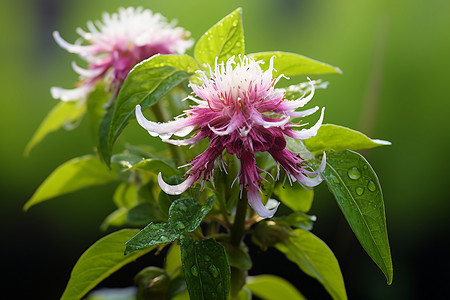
[
  {"xmin": 53, "ymin": 31, "xmax": 84, "ymax": 54},
  {"xmin": 247, "ymin": 188, "xmax": 279, "ymax": 218},
  {"xmin": 280, "ymin": 78, "xmax": 316, "ymax": 111},
  {"xmin": 158, "ymin": 173, "xmax": 195, "ymax": 195},
  {"xmin": 287, "ymin": 106, "xmax": 319, "ymax": 119},
  {"xmin": 290, "ymin": 107, "xmax": 325, "ymax": 140},
  {"xmin": 135, "ymin": 105, "xmax": 194, "ymax": 138},
  {"xmin": 71, "ymin": 61, "xmax": 103, "ymax": 78},
  {"xmin": 50, "ymin": 85, "xmax": 90, "ymax": 102}
]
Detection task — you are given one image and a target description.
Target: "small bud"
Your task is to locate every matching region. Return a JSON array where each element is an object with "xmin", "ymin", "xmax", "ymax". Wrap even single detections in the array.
[{"xmin": 252, "ymin": 220, "xmax": 290, "ymax": 249}]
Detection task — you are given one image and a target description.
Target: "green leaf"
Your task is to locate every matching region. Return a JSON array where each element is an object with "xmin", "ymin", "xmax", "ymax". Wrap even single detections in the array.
[
  {"xmin": 61, "ymin": 229, "xmax": 154, "ymax": 300},
  {"xmin": 85, "ymin": 287, "xmax": 136, "ymax": 300},
  {"xmin": 25, "ymin": 100, "xmax": 86, "ymax": 155},
  {"xmin": 130, "ymin": 158, "xmax": 178, "ymax": 177},
  {"xmin": 321, "ymin": 150, "xmax": 393, "ymax": 284},
  {"xmin": 24, "ymin": 155, "xmax": 117, "ymax": 211},
  {"xmin": 194, "ymin": 8, "xmax": 245, "ymax": 67},
  {"xmin": 126, "ymin": 203, "xmax": 161, "ymax": 226},
  {"xmin": 275, "ymin": 229, "xmax": 347, "ymax": 300},
  {"xmin": 304, "ymin": 124, "xmax": 391, "ymax": 156},
  {"xmin": 276, "ymin": 212, "xmax": 316, "ymax": 231},
  {"xmin": 274, "ymin": 183, "xmax": 314, "ymax": 212},
  {"xmin": 125, "ymin": 197, "xmax": 214, "ymax": 254},
  {"xmin": 165, "ymin": 243, "xmax": 182, "ymax": 276},
  {"xmin": 248, "ymin": 51, "xmax": 341, "ymax": 76},
  {"xmin": 99, "ymin": 54, "xmax": 198, "ymax": 165},
  {"xmin": 222, "ymin": 243, "xmax": 252, "ymax": 271},
  {"xmin": 181, "ymin": 236, "xmax": 230, "ymax": 300},
  {"xmin": 246, "ymin": 275, "xmax": 306, "ymax": 300}
]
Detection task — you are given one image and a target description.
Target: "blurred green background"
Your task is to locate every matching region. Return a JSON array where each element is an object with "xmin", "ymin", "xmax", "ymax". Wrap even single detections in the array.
[{"xmin": 2, "ymin": 0, "xmax": 449, "ymax": 299}]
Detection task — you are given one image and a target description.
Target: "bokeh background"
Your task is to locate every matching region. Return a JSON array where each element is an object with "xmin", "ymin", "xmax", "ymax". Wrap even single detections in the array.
[{"xmin": 2, "ymin": 0, "xmax": 449, "ymax": 299}]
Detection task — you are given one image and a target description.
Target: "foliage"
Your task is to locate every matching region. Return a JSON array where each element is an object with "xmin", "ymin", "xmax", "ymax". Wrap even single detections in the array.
[{"xmin": 26, "ymin": 7, "xmax": 393, "ymax": 300}]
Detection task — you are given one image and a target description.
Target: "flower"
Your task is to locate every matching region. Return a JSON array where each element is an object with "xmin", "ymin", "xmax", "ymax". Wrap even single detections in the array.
[
  {"xmin": 135, "ymin": 55, "xmax": 326, "ymax": 218},
  {"xmin": 51, "ymin": 7, "xmax": 193, "ymax": 102}
]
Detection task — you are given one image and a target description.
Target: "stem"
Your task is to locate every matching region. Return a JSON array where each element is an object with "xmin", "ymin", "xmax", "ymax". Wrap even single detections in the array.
[
  {"xmin": 150, "ymin": 102, "xmax": 184, "ymax": 163},
  {"xmin": 230, "ymin": 192, "xmax": 248, "ymax": 247}
]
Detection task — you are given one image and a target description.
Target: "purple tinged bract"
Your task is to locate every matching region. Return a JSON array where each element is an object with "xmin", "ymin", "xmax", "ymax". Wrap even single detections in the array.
[{"xmin": 136, "ymin": 55, "xmax": 326, "ymax": 218}]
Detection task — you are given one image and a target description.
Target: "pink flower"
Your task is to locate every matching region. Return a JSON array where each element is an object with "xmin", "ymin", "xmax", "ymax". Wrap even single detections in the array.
[
  {"xmin": 51, "ymin": 7, "xmax": 193, "ymax": 102},
  {"xmin": 136, "ymin": 56, "xmax": 326, "ymax": 218}
]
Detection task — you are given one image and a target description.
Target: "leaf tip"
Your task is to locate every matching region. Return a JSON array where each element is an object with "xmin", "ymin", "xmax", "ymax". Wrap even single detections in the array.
[
  {"xmin": 334, "ymin": 66, "xmax": 343, "ymax": 74},
  {"xmin": 373, "ymin": 139, "xmax": 392, "ymax": 146}
]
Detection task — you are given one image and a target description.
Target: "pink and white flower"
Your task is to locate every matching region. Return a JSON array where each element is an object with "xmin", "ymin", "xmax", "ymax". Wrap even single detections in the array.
[
  {"xmin": 136, "ymin": 55, "xmax": 326, "ymax": 218},
  {"xmin": 51, "ymin": 7, "xmax": 193, "ymax": 102}
]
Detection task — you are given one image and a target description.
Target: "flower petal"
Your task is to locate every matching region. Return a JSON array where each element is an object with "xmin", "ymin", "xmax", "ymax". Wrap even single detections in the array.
[
  {"xmin": 247, "ymin": 186, "xmax": 279, "ymax": 218},
  {"xmin": 286, "ymin": 107, "xmax": 325, "ymax": 140},
  {"xmin": 157, "ymin": 173, "xmax": 195, "ymax": 195},
  {"xmin": 50, "ymin": 85, "xmax": 91, "ymax": 102},
  {"xmin": 135, "ymin": 105, "xmax": 195, "ymax": 139}
]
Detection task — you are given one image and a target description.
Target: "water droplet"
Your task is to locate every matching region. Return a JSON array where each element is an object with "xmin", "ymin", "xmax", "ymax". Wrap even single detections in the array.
[
  {"xmin": 347, "ymin": 167, "xmax": 361, "ymax": 180},
  {"xmin": 159, "ymin": 235, "xmax": 168, "ymax": 242},
  {"xmin": 191, "ymin": 265, "xmax": 198, "ymax": 277},
  {"xmin": 208, "ymin": 264, "xmax": 219, "ymax": 278},
  {"xmin": 356, "ymin": 187, "xmax": 364, "ymax": 196},
  {"xmin": 367, "ymin": 180, "xmax": 376, "ymax": 192},
  {"xmin": 332, "ymin": 176, "xmax": 340, "ymax": 184},
  {"xmin": 204, "ymin": 255, "xmax": 211, "ymax": 261},
  {"xmin": 217, "ymin": 283, "xmax": 223, "ymax": 294},
  {"xmin": 232, "ymin": 20, "xmax": 239, "ymax": 26},
  {"xmin": 178, "ymin": 203, "xmax": 187, "ymax": 211},
  {"xmin": 363, "ymin": 165, "xmax": 368, "ymax": 170},
  {"xmin": 176, "ymin": 222, "xmax": 185, "ymax": 230}
]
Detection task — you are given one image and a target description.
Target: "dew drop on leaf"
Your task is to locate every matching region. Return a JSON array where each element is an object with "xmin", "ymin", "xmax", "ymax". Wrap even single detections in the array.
[
  {"xmin": 191, "ymin": 265, "xmax": 199, "ymax": 277},
  {"xmin": 356, "ymin": 187, "xmax": 364, "ymax": 196},
  {"xmin": 176, "ymin": 221, "xmax": 185, "ymax": 230},
  {"xmin": 347, "ymin": 167, "xmax": 361, "ymax": 180},
  {"xmin": 208, "ymin": 264, "xmax": 219, "ymax": 278},
  {"xmin": 367, "ymin": 180, "xmax": 376, "ymax": 192},
  {"xmin": 204, "ymin": 255, "xmax": 211, "ymax": 261}
]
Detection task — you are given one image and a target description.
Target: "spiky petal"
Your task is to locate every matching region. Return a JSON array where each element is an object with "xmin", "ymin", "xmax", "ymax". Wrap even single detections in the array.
[
  {"xmin": 137, "ymin": 55, "xmax": 325, "ymax": 218},
  {"xmin": 52, "ymin": 7, "xmax": 193, "ymax": 102}
]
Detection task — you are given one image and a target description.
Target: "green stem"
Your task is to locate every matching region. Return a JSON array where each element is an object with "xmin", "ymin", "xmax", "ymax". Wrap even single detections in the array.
[
  {"xmin": 230, "ymin": 191, "xmax": 248, "ymax": 247},
  {"xmin": 150, "ymin": 102, "xmax": 184, "ymax": 163}
]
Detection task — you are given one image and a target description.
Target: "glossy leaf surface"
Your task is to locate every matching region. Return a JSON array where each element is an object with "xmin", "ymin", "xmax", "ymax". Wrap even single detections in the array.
[
  {"xmin": 249, "ymin": 51, "xmax": 341, "ymax": 76},
  {"xmin": 25, "ymin": 101, "xmax": 86, "ymax": 155},
  {"xmin": 246, "ymin": 275, "xmax": 306, "ymax": 300},
  {"xmin": 322, "ymin": 150, "xmax": 393, "ymax": 284},
  {"xmin": 181, "ymin": 236, "xmax": 230, "ymax": 300},
  {"xmin": 125, "ymin": 197, "xmax": 214, "ymax": 254},
  {"xmin": 99, "ymin": 54, "xmax": 197, "ymax": 164},
  {"xmin": 61, "ymin": 229, "xmax": 153, "ymax": 300},
  {"xmin": 304, "ymin": 124, "xmax": 391, "ymax": 156},
  {"xmin": 276, "ymin": 229, "xmax": 347, "ymax": 300},
  {"xmin": 194, "ymin": 8, "xmax": 244, "ymax": 67},
  {"xmin": 24, "ymin": 155, "xmax": 116, "ymax": 210}
]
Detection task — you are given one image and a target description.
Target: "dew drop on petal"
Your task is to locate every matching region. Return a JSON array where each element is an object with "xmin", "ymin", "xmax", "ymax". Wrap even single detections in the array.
[
  {"xmin": 367, "ymin": 180, "xmax": 377, "ymax": 192},
  {"xmin": 347, "ymin": 167, "xmax": 361, "ymax": 180}
]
